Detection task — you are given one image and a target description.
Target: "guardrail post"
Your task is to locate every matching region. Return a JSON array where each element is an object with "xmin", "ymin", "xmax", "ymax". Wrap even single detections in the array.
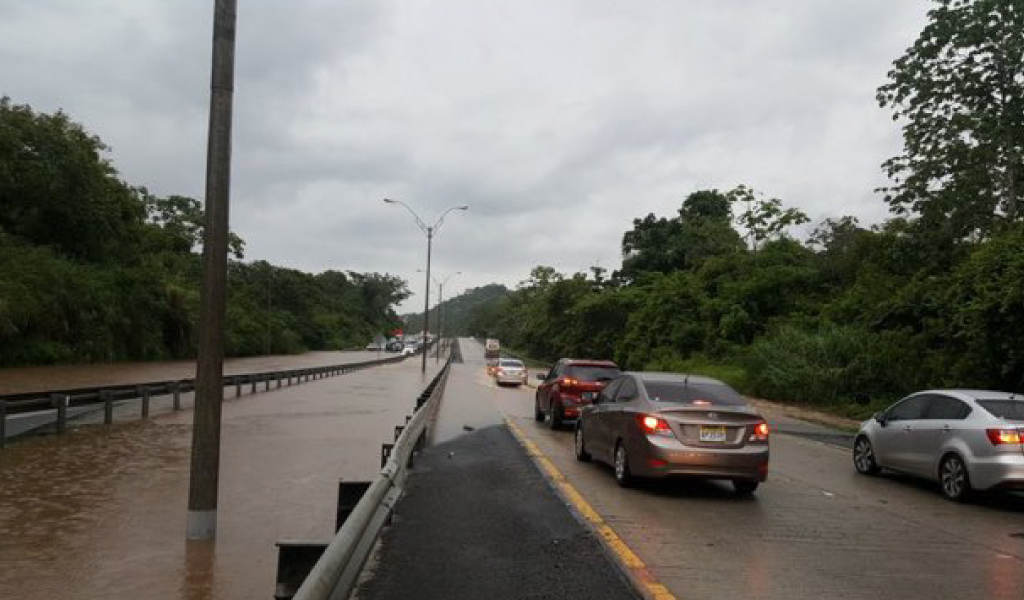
[
  {"xmin": 266, "ymin": 374, "xmax": 272, "ymax": 392},
  {"xmin": 380, "ymin": 443, "xmax": 394, "ymax": 469},
  {"xmin": 276, "ymin": 373, "xmax": 282, "ymax": 389},
  {"xmin": 336, "ymin": 480, "xmax": 372, "ymax": 532},
  {"xmin": 139, "ymin": 386, "xmax": 150, "ymax": 419},
  {"xmin": 51, "ymin": 394, "xmax": 69, "ymax": 434},
  {"xmin": 102, "ymin": 390, "xmax": 113, "ymax": 425},
  {"xmin": 235, "ymin": 378, "xmax": 242, "ymax": 398},
  {"xmin": 0, "ymin": 400, "xmax": 6, "ymax": 448},
  {"xmin": 172, "ymin": 382, "xmax": 182, "ymax": 410},
  {"xmin": 251, "ymin": 376, "xmax": 257, "ymax": 394},
  {"xmin": 394, "ymin": 425, "xmax": 404, "ymax": 441}
]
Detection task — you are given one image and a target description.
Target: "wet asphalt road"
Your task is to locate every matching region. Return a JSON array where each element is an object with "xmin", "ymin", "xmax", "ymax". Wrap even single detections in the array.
[
  {"xmin": 389, "ymin": 339, "xmax": 1024, "ymax": 600},
  {"xmin": 353, "ymin": 425, "xmax": 639, "ymax": 600}
]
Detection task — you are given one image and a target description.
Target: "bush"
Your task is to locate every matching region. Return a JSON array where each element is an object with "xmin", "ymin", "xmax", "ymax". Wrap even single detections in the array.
[{"xmin": 743, "ymin": 324, "xmax": 931, "ymax": 409}]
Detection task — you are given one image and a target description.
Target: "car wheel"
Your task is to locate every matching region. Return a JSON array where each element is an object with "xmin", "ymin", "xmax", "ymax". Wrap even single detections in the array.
[
  {"xmin": 613, "ymin": 441, "xmax": 633, "ymax": 487},
  {"xmin": 575, "ymin": 425, "xmax": 591, "ymax": 462},
  {"xmin": 548, "ymin": 401, "xmax": 562, "ymax": 430},
  {"xmin": 732, "ymin": 480, "xmax": 758, "ymax": 495},
  {"xmin": 853, "ymin": 436, "xmax": 880, "ymax": 475},
  {"xmin": 939, "ymin": 454, "xmax": 972, "ymax": 502}
]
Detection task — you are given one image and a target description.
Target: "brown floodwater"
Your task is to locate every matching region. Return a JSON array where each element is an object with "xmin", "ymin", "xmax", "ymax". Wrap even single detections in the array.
[
  {"xmin": 0, "ymin": 359, "xmax": 439, "ymax": 600},
  {"xmin": 0, "ymin": 350, "xmax": 391, "ymax": 395}
]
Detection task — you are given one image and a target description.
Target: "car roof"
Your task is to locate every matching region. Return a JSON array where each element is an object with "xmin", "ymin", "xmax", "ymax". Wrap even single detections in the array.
[
  {"xmin": 626, "ymin": 371, "xmax": 727, "ymax": 386},
  {"xmin": 914, "ymin": 389, "xmax": 1022, "ymax": 401},
  {"xmin": 561, "ymin": 359, "xmax": 619, "ymax": 367}
]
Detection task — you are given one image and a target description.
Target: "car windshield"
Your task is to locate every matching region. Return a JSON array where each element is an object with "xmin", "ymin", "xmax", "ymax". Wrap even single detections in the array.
[
  {"xmin": 565, "ymin": 365, "xmax": 620, "ymax": 381},
  {"xmin": 977, "ymin": 399, "xmax": 1024, "ymax": 420},
  {"xmin": 499, "ymin": 359, "xmax": 523, "ymax": 368},
  {"xmin": 645, "ymin": 381, "xmax": 747, "ymax": 406}
]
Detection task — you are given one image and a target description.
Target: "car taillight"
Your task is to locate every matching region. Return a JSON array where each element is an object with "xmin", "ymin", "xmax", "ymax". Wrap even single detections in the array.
[
  {"xmin": 560, "ymin": 377, "xmax": 580, "ymax": 388},
  {"xmin": 638, "ymin": 415, "xmax": 674, "ymax": 438},
  {"xmin": 749, "ymin": 422, "xmax": 769, "ymax": 443},
  {"xmin": 986, "ymin": 428, "xmax": 1022, "ymax": 445}
]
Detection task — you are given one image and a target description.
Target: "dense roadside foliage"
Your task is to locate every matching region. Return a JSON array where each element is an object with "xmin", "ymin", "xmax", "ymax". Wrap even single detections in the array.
[
  {"xmin": 0, "ymin": 97, "xmax": 407, "ymax": 366},
  {"xmin": 450, "ymin": 1, "xmax": 1024, "ymax": 415}
]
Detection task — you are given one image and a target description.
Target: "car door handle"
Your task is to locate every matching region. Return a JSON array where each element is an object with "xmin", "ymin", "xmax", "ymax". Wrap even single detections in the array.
[
  {"xmin": 942, "ymin": 424, "xmax": 952, "ymax": 432},
  {"xmin": 903, "ymin": 425, "xmax": 912, "ymax": 431}
]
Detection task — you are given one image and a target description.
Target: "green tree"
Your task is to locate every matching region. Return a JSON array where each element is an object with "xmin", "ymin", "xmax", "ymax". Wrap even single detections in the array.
[
  {"xmin": 728, "ymin": 185, "xmax": 810, "ymax": 252},
  {"xmin": 878, "ymin": 0, "xmax": 1024, "ymax": 236},
  {"xmin": 0, "ymin": 97, "xmax": 144, "ymax": 262}
]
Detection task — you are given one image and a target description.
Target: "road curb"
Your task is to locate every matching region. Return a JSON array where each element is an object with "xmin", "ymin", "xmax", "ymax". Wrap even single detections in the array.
[{"xmin": 503, "ymin": 417, "xmax": 677, "ymax": 600}]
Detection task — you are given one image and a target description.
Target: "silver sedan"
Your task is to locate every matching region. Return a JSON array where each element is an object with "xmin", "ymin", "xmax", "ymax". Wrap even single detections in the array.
[
  {"xmin": 853, "ymin": 389, "xmax": 1024, "ymax": 500},
  {"xmin": 494, "ymin": 358, "xmax": 528, "ymax": 386}
]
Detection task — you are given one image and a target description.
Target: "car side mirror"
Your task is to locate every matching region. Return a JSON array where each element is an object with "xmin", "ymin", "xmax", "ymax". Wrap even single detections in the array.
[{"xmin": 874, "ymin": 412, "xmax": 887, "ymax": 427}]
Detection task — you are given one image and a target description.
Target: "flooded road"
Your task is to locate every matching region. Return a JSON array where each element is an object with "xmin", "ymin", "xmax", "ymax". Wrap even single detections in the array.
[
  {"xmin": 0, "ymin": 357, "xmax": 440, "ymax": 600},
  {"xmin": 0, "ymin": 350, "xmax": 394, "ymax": 395}
]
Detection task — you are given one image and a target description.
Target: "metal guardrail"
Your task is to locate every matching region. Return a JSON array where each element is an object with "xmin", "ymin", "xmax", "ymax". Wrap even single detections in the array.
[
  {"xmin": 0, "ymin": 353, "xmax": 412, "ymax": 447},
  {"xmin": 291, "ymin": 358, "xmax": 451, "ymax": 600}
]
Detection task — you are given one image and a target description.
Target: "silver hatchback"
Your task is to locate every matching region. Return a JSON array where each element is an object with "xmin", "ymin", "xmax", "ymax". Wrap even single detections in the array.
[{"xmin": 853, "ymin": 390, "xmax": 1024, "ymax": 500}]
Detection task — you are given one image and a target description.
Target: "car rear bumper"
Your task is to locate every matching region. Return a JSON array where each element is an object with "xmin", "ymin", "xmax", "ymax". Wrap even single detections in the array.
[
  {"xmin": 969, "ymin": 453, "xmax": 1024, "ymax": 491},
  {"xmin": 495, "ymin": 373, "xmax": 526, "ymax": 384},
  {"xmin": 631, "ymin": 436, "xmax": 769, "ymax": 481}
]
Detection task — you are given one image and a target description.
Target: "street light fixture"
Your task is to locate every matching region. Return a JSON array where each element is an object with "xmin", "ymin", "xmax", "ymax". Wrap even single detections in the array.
[
  {"xmin": 383, "ymin": 199, "xmax": 468, "ymax": 374},
  {"xmin": 431, "ymin": 271, "xmax": 461, "ymax": 362}
]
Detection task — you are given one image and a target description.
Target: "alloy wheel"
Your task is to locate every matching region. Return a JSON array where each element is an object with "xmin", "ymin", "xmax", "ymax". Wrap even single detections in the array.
[
  {"xmin": 940, "ymin": 455, "xmax": 968, "ymax": 501},
  {"xmin": 853, "ymin": 437, "xmax": 879, "ymax": 475}
]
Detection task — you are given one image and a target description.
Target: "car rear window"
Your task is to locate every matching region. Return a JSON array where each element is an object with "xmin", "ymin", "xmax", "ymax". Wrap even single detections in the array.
[
  {"xmin": 499, "ymin": 359, "xmax": 523, "ymax": 368},
  {"xmin": 645, "ymin": 382, "xmax": 747, "ymax": 406},
  {"xmin": 565, "ymin": 365, "xmax": 620, "ymax": 381},
  {"xmin": 977, "ymin": 399, "xmax": 1024, "ymax": 420}
]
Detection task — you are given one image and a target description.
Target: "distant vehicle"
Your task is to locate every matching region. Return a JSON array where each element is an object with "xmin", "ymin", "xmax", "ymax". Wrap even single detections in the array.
[
  {"xmin": 401, "ymin": 341, "xmax": 419, "ymax": 356},
  {"xmin": 365, "ymin": 342, "xmax": 385, "ymax": 351},
  {"xmin": 575, "ymin": 372, "xmax": 769, "ymax": 494},
  {"xmin": 853, "ymin": 390, "xmax": 1024, "ymax": 501},
  {"xmin": 535, "ymin": 359, "xmax": 620, "ymax": 429},
  {"xmin": 484, "ymin": 339, "xmax": 500, "ymax": 361},
  {"xmin": 494, "ymin": 358, "xmax": 528, "ymax": 386}
]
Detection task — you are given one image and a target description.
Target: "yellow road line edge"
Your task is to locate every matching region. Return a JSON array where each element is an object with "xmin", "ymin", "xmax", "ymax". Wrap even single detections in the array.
[{"xmin": 505, "ymin": 417, "xmax": 678, "ymax": 600}]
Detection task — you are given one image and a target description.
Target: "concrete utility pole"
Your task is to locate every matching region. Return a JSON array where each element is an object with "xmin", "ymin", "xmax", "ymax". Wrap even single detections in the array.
[{"xmin": 187, "ymin": 0, "xmax": 237, "ymax": 541}]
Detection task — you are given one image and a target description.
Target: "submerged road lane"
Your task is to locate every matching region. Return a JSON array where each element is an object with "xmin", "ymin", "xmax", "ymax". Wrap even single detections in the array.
[
  {"xmin": 0, "ymin": 356, "xmax": 440, "ymax": 600},
  {"xmin": 0, "ymin": 349, "xmax": 391, "ymax": 395}
]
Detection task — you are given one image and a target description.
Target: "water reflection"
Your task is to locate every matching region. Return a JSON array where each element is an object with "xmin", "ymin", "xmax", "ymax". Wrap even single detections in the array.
[{"xmin": 180, "ymin": 541, "xmax": 217, "ymax": 600}]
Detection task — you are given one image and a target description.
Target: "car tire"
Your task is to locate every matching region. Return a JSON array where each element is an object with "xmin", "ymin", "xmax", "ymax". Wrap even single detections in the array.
[
  {"xmin": 613, "ymin": 441, "xmax": 633, "ymax": 487},
  {"xmin": 939, "ymin": 453, "xmax": 972, "ymax": 502},
  {"xmin": 732, "ymin": 480, "xmax": 758, "ymax": 495},
  {"xmin": 853, "ymin": 436, "xmax": 881, "ymax": 475},
  {"xmin": 534, "ymin": 396, "xmax": 544, "ymax": 422},
  {"xmin": 575, "ymin": 425, "xmax": 591, "ymax": 462},
  {"xmin": 548, "ymin": 401, "xmax": 563, "ymax": 430}
]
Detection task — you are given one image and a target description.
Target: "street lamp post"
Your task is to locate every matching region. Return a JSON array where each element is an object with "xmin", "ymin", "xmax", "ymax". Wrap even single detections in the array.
[
  {"xmin": 432, "ymin": 272, "xmax": 460, "ymax": 363},
  {"xmin": 383, "ymin": 199, "xmax": 468, "ymax": 374}
]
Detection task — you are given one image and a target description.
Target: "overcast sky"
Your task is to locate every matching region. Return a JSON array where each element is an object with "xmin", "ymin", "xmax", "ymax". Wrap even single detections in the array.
[{"xmin": 0, "ymin": 0, "xmax": 930, "ymax": 312}]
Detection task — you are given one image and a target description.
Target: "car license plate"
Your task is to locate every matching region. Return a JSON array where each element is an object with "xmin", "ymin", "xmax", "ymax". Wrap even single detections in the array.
[{"xmin": 700, "ymin": 426, "xmax": 727, "ymax": 442}]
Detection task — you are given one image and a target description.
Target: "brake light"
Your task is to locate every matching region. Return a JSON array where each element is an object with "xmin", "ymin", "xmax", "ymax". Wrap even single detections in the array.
[
  {"xmin": 749, "ymin": 422, "xmax": 769, "ymax": 443},
  {"xmin": 986, "ymin": 428, "xmax": 1022, "ymax": 445},
  {"xmin": 561, "ymin": 377, "xmax": 580, "ymax": 388},
  {"xmin": 638, "ymin": 415, "xmax": 674, "ymax": 438}
]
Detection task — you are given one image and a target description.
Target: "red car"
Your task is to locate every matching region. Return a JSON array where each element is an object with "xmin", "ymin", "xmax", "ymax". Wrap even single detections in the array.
[{"xmin": 535, "ymin": 359, "xmax": 621, "ymax": 429}]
